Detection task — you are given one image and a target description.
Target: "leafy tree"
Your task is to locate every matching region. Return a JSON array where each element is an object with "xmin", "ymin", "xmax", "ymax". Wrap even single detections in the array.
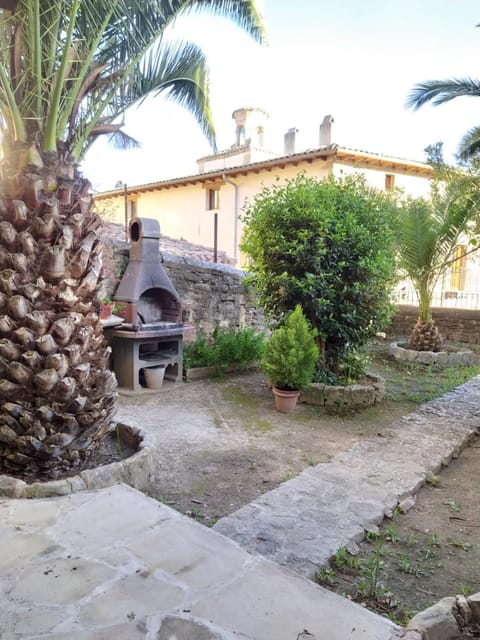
[
  {"xmin": 0, "ymin": 0, "xmax": 264, "ymax": 478},
  {"xmin": 241, "ymin": 174, "xmax": 397, "ymax": 377},
  {"xmin": 408, "ymin": 73, "xmax": 480, "ymax": 162},
  {"xmin": 393, "ymin": 171, "xmax": 480, "ymax": 350}
]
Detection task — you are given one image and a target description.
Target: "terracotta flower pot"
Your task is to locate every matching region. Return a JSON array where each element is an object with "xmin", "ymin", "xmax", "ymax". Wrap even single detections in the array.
[
  {"xmin": 100, "ymin": 303, "xmax": 112, "ymax": 319},
  {"xmin": 272, "ymin": 387, "xmax": 300, "ymax": 414}
]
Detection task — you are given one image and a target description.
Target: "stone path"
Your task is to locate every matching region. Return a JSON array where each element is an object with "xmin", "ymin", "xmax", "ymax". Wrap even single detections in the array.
[
  {"xmin": 2, "ymin": 378, "xmax": 480, "ymax": 639},
  {"xmin": 0, "ymin": 484, "xmax": 401, "ymax": 640},
  {"xmin": 214, "ymin": 377, "xmax": 480, "ymax": 578}
]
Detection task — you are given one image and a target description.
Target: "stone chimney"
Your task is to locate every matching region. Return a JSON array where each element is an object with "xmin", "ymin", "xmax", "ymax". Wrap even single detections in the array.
[
  {"xmin": 284, "ymin": 127, "xmax": 298, "ymax": 155},
  {"xmin": 319, "ymin": 114, "xmax": 334, "ymax": 146}
]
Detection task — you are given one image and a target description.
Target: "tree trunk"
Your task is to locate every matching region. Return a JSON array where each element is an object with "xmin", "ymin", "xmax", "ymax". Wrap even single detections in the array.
[
  {"xmin": 409, "ymin": 317, "xmax": 442, "ymax": 352},
  {"xmin": 0, "ymin": 143, "xmax": 116, "ymax": 479}
]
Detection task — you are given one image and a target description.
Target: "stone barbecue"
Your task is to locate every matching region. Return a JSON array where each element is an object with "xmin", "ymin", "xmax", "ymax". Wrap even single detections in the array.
[{"xmin": 106, "ymin": 217, "xmax": 190, "ymax": 390}]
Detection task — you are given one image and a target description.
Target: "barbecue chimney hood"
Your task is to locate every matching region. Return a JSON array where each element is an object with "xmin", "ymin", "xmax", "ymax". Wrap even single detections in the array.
[{"xmin": 114, "ymin": 217, "xmax": 181, "ymax": 323}]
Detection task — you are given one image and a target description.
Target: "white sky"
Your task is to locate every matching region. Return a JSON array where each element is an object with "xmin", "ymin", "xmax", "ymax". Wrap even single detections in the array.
[{"xmin": 82, "ymin": 0, "xmax": 480, "ymax": 192}]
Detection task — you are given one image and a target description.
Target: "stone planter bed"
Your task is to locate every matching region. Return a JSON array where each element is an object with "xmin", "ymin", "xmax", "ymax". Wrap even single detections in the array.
[
  {"xmin": 300, "ymin": 374, "xmax": 385, "ymax": 410},
  {"xmin": 0, "ymin": 423, "xmax": 156, "ymax": 499},
  {"xmin": 389, "ymin": 341, "xmax": 480, "ymax": 367}
]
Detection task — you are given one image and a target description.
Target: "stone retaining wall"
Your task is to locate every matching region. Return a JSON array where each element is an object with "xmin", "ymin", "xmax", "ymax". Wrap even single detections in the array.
[
  {"xmin": 104, "ymin": 243, "xmax": 264, "ymax": 336},
  {"xmin": 389, "ymin": 305, "xmax": 480, "ymax": 344}
]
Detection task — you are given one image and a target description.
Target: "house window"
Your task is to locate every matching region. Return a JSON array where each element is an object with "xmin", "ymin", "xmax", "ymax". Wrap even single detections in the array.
[
  {"xmin": 206, "ymin": 188, "xmax": 220, "ymax": 210},
  {"xmin": 450, "ymin": 245, "xmax": 467, "ymax": 291},
  {"xmin": 385, "ymin": 174, "xmax": 395, "ymax": 191}
]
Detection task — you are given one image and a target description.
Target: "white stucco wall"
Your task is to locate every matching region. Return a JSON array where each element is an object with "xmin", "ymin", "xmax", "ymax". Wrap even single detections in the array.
[
  {"xmin": 96, "ymin": 155, "xmax": 431, "ymax": 266},
  {"xmin": 333, "ymin": 162, "xmax": 431, "ymax": 198}
]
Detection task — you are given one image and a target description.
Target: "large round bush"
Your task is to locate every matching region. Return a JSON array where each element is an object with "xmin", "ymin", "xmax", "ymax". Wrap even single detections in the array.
[{"xmin": 241, "ymin": 173, "xmax": 397, "ymax": 376}]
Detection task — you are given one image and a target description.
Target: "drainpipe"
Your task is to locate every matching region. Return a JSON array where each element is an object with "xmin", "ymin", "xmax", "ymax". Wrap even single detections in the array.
[{"xmin": 223, "ymin": 174, "xmax": 239, "ymax": 264}]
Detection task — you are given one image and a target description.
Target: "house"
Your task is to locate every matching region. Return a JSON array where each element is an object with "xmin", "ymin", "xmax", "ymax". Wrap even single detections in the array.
[{"xmin": 94, "ymin": 108, "xmax": 433, "ymax": 269}]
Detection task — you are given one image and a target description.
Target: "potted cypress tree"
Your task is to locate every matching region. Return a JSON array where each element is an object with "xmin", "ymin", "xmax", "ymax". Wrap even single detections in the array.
[{"xmin": 262, "ymin": 305, "xmax": 318, "ymax": 414}]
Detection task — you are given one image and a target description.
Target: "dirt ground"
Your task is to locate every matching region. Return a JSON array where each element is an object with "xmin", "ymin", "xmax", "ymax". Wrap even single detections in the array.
[
  {"xmin": 341, "ymin": 438, "xmax": 480, "ymax": 618},
  {"xmin": 115, "ymin": 352, "xmax": 480, "ymax": 622},
  {"xmin": 125, "ymin": 369, "xmax": 418, "ymax": 525}
]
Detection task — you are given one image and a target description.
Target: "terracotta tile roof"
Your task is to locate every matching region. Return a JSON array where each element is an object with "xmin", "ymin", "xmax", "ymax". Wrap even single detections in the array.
[{"xmin": 93, "ymin": 145, "xmax": 432, "ymax": 200}]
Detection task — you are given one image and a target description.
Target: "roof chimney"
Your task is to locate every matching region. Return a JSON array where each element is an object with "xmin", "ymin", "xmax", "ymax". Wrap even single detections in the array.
[
  {"xmin": 284, "ymin": 127, "xmax": 298, "ymax": 155},
  {"xmin": 319, "ymin": 114, "xmax": 334, "ymax": 146}
]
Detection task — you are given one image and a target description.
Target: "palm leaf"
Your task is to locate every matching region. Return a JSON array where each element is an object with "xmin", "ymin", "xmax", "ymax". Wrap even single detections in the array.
[
  {"xmin": 407, "ymin": 77, "xmax": 480, "ymax": 110},
  {"xmin": 0, "ymin": 0, "xmax": 265, "ymax": 161},
  {"xmin": 458, "ymin": 126, "xmax": 480, "ymax": 161},
  {"xmin": 395, "ymin": 173, "xmax": 480, "ymax": 319}
]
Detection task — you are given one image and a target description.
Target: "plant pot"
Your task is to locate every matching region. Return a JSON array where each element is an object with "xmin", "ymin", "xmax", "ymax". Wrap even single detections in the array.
[
  {"xmin": 144, "ymin": 365, "xmax": 166, "ymax": 389},
  {"xmin": 272, "ymin": 387, "xmax": 300, "ymax": 414},
  {"xmin": 100, "ymin": 303, "xmax": 112, "ymax": 319}
]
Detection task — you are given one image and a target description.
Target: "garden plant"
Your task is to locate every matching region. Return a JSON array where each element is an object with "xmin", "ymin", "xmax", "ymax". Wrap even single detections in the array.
[
  {"xmin": 261, "ymin": 305, "xmax": 318, "ymax": 392},
  {"xmin": 184, "ymin": 326, "xmax": 264, "ymax": 372},
  {"xmin": 393, "ymin": 169, "xmax": 480, "ymax": 351},
  {"xmin": 241, "ymin": 173, "xmax": 397, "ymax": 383}
]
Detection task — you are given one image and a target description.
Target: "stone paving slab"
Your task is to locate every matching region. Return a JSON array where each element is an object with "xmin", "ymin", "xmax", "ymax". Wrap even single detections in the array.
[
  {"xmin": 214, "ymin": 377, "xmax": 480, "ymax": 577},
  {"xmin": 0, "ymin": 484, "xmax": 401, "ymax": 640}
]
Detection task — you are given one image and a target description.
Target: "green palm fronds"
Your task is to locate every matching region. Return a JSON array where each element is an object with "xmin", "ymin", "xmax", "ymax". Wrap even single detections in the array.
[
  {"xmin": 0, "ymin": 0, "xmax": 265, "ymax": 162},
  {"xmin": 395, "ymin": 173, "xmax": 480, "ymax": 322}
]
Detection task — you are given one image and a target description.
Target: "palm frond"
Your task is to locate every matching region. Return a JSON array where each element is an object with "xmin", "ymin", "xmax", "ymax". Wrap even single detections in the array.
[
  {"xmin": 0, "ymin": 0, "xmax": 265, "ymax": 161},
  {"xmin": 457, "ymin": 126, "xmax": 480, "ymax": 161},
  {"xmin": 406, "ymin": 77, "xmax": 480, "ymax": 110},
  {"xmin": 395, "ymin": 173, "xmax": 480, "ymax": 319}
]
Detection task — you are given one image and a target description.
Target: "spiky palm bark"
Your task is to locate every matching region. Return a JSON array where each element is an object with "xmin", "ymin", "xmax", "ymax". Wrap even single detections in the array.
[
  {"xmin": 0, "ymin": 144, "xmax": 116, "ymax": 478},
  {"xmin": 0, "ymin": 0, "xmax": 264, "ymax": 478},
  {"xmin": 409, "ymin": 319, "xmax": 442, "ymax": 352}
]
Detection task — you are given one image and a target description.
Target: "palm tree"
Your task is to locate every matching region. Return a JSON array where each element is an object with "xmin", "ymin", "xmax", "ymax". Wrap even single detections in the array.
[
  {"xmin": 0, "ymin": 0, "xmax": 264, "ymax": 478},
  {"xmin": 407, "ymin": 77, "xmax": 480, "ymax": 161},
  {"xmin": 394, "ymin": 172, "xmax": 480, "ymax": 350}
]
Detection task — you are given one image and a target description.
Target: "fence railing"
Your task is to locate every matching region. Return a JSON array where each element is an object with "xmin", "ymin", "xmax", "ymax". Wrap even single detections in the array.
[{"xmin": 392, "ymin": 287, "xmax": 480, "ymax": 310}]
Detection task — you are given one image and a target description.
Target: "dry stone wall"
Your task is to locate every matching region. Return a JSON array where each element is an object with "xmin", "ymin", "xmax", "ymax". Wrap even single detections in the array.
[
  {"xmin": 388, "ymin": 305, "xmax": 480, "ymax": 345},
  {"xmin": 103, "ymin": 242, "xmax": 264, "ymax": 336}
]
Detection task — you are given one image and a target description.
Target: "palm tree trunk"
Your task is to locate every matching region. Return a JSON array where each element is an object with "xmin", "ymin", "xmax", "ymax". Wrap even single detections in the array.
[
  {"xmin": 0, "ymin": 142, "xmax": 116, "ymax": 479},
  {"xmin": 409, "ymin": 279, "xmax": 442, "ymax": 352}
]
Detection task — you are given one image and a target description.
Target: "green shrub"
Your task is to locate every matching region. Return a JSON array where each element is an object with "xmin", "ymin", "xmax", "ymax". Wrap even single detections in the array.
[
  {"xmin": 241, "ymin": 173, "xmax": 397, "ymax": 378},
  {"xmin": 261, "ymin": 305, "xmax": 318, "ymax": 391},
  {"xmin": 184, "ymin": 327, "xmax": 264, "ymax": 371},
  {"xmin": 213, "ymin": 326, "xmax": 264, "ymax": 371},
  {"xmin": 183, "ymin": 334, "xmax": 216, "ymax": 369}
]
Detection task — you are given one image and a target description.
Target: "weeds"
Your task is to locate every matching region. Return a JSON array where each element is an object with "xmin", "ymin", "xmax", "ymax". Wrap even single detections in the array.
[
  {"xmin": 449, "ymin": 539, "xmax": 471, "ymax": 552},
  {"xmin": 444, "ymin": 500, "xmax": 461, "ymax": 512},
  {"xmin": 281, "ymin": 470, "xmax": 297, "ymax": 482}
]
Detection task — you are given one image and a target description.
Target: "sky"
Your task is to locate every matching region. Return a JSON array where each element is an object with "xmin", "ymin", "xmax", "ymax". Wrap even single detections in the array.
[{"xmin": 82, "ymin": 0, "xmax": 480, "ymax": 193}]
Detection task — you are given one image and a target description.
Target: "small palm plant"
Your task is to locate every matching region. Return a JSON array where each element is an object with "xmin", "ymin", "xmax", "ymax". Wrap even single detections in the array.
[{"xmin": 394, "ymin": 172, "xmax": 480, "ymax": 351}]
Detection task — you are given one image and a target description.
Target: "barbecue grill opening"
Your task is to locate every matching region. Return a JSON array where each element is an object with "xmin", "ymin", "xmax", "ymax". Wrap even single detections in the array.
[{"xmin": 137, "ymin": 287, "xmax": 180, "ymax": 324}]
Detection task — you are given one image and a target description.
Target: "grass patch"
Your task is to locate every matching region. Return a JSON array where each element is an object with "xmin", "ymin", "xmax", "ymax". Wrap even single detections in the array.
[
  {"xmin": 221, "ymin": 385, "xmax": 259, "ymax": 409},
  {"xmin": 369, "ymin": 344, "xmax": 480, "ymax": 405}
]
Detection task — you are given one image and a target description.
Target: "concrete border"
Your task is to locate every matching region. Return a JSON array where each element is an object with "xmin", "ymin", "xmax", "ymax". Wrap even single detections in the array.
[
  {"xmin": 389, "ymin": 341, "xmax": 480, "ymax": 367},
  {"xmin": 0, "ymin": 423, "xmax": 156, "ymax": 499},
  {"xmin": 300, "ymin": 374, "xmax": 385, "ymax": 410}
]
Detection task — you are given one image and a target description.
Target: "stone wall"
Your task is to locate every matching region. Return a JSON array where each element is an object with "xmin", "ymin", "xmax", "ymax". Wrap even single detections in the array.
[
  {"xmin": 104, "ymin": 243, "xmax": 264, "ymax": 337},
  {"xmin": 388, "ymin": 305, "xmax": 480, "ymax": 345},
  {"xmin": 164, "ymin": 255, "xmax": 264, "ymax": 335}
]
